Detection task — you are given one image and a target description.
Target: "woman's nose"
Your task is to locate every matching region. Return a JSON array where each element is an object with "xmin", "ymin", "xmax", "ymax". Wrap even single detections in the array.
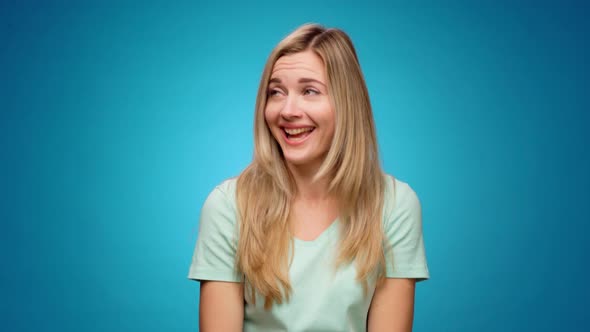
[{"xmin": 280, "ymin": 96, "xmax": 302, "ymax": 119}]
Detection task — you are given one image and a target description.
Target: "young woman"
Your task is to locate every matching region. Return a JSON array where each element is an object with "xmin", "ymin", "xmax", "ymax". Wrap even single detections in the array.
[{"xmin": 188, "ymin": 23, "xmax": 429, "ymax": 332}]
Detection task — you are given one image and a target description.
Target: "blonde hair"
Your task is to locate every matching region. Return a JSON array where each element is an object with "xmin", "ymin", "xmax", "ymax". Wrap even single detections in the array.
[{"xmin": 236, "ymin": 23, "xmax": 386, "ymax": 309}]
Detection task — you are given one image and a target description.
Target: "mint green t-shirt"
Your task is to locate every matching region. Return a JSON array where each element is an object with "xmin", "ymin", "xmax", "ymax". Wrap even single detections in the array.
[{"xmin": 188, "ymin": 175, "xmax": 429, "ymax": 331}]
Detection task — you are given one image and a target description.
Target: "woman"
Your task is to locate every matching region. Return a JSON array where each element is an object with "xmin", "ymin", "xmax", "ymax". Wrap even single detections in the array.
[{"xmin": 188, "ymin": 23, "xmax": 429, "ymax": 331}]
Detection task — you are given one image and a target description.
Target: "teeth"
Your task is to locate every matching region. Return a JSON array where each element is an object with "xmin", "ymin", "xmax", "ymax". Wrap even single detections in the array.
[{"xmin": 284, "ymin": 127, "xmax": 313, "ymax": 135}]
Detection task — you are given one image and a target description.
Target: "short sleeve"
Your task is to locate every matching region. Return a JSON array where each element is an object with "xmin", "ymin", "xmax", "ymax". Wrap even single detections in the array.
[
  {"xmin": 383, "ymin": 176, "xmax": 430, "ymax": 281},
  {"xmin": 188, "ymin": 180, "xmax": 243, "ymax": 282}
]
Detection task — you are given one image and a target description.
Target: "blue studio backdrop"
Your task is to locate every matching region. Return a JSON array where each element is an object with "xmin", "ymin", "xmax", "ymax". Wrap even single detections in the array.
[{"xmin": 2, "ymin": 1, "xmax": 589, "ymax": 331}]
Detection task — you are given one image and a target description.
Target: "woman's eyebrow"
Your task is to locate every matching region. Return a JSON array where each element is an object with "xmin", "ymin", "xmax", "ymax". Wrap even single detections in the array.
[
  {"xmin": 299, "ymin": 78, "xmax": 326, "ymax": 87},
  {"xmin": 268, "ymin": 77, "xmax": 326, "ymax": 87}
]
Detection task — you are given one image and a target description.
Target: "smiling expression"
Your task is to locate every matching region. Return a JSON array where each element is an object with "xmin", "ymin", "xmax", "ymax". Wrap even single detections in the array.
[{"xmin": 265, "ymin": 50, "xmax": 335, "ymax": 172}]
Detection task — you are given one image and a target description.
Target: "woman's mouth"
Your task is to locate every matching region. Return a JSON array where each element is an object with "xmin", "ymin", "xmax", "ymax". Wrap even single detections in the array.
[{"xmin": 282, "ymin": 126, "xmax": 315, "ymax": 143}]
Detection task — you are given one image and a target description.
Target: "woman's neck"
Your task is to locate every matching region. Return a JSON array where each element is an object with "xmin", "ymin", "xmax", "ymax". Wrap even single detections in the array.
[{"xmin": 287, "ymin": 162, "xmax": 334, "ymax": 202}]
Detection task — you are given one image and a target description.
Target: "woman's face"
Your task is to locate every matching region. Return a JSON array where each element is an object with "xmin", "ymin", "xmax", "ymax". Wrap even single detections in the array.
[{"xmin": 265, "ymin": 50, "xmax": 335, "ymax": 172}]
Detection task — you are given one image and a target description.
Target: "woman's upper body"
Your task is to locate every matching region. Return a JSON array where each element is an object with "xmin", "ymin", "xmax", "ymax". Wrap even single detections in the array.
[
  {"xmin": 189, "ymin": 175, "xmax": 429, "ymax": 331},
  {"xmin": 189, "ymin": 23, "xmax": 430, "ymax": 331}
]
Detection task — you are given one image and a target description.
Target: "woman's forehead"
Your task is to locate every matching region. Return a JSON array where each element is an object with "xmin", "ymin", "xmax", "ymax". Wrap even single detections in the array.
[{"xmin": 271, "ymin": 51, "xmax": 325, "ymax": 82}]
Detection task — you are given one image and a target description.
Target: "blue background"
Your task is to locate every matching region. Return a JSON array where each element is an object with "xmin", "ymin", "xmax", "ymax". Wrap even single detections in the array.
[{"xmin": 2, "ymin": 1, "xmax": 589, "ymax": 331}]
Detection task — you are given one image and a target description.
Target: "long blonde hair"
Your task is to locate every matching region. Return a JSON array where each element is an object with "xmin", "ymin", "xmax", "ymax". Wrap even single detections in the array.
[{"xmin": 236, "ymin": 23, "xmax": 386, "ymax": 309}]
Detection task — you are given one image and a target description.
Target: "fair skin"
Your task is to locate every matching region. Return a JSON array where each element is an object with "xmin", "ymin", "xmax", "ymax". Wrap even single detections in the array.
[
  {"xmin": 199, "ymin": 281, "xmax": 243, "ymax": 331},
  {"xmin": 265, "ymin": 50, "xmax": 338, "ymax": 239},
  {"xmin": 367, "ymin": 278, "xmax": 417, "ymax": 331},
  {"xmin": 199, "ymin": 50, "xmax": 417, "ymax": 331}
]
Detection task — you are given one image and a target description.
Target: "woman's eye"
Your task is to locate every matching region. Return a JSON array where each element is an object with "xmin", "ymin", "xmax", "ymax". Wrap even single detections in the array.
[
  {"xmin": 268, "ymin": 89, "xmax": 282, "ymax": 97},
  {"xmin": 304, "ymin": 88, "xmax": 319, "ymax": 95}
]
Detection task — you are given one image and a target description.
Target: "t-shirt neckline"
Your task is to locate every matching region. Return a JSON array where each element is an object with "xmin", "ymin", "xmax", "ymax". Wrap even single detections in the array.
[{"xmin": 292, "ymin": 218, "xmax": 339, "ymax": 247}]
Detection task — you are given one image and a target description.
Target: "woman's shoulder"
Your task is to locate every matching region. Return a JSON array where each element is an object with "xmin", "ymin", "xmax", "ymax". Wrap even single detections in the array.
[
  {"xmin": 212, "ymin": 176, "xmax": 238, "ymax": 198},
  {"xmin": 202, "ymin": 177, "xmax": 239, "ymax": 214},
  {"xmin": 382, "ymin": 173, "xmax": 421, "ymax": 220}
]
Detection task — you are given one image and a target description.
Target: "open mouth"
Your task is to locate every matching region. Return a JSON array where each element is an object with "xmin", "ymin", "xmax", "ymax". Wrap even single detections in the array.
[{"xmin": 283, "ymin": 126, "xmax": 315, "ymax": 142}]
